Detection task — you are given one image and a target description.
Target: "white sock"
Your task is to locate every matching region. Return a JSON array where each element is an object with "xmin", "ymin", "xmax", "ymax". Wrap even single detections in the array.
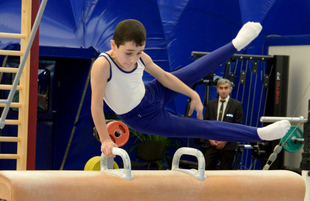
[
  {"xmin": 232, "ymin": 22, "xmax": 262, "ymax": 51},
  {"xmin": 257, "ymin": 120, "xmax": 291, "ymax": 141}
]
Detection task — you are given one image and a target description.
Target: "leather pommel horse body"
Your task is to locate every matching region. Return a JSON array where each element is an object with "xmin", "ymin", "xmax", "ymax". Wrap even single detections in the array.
[{"xmin": 0, "ymin": 148, "xmax": 306, "ymax": 201}]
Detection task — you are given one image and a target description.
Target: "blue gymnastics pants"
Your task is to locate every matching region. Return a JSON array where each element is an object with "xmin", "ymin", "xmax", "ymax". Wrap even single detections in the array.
[{"xmin": 117, "ymin": 42, "xmax": 261, "ymax": 142}]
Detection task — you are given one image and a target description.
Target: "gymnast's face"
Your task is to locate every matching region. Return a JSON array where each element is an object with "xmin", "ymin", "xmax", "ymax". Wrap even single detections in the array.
[
  {"xmin": 217, "ymin": 83, "xmax": 232, "ymax": 99},
  {"xmin": 111, "ymin": 40, "xmax": 145, "ymax": 71}
]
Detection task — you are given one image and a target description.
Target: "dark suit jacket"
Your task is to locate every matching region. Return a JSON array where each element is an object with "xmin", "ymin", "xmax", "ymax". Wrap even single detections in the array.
[{"xmin": 204, "ymin": 97, "xmax": 243, "ymax": 150}]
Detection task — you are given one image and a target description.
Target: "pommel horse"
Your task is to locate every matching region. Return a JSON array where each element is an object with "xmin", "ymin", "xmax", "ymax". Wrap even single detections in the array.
[{"xmin": 0, "ymin": 148, "xmax": 306, "ymax": 201}]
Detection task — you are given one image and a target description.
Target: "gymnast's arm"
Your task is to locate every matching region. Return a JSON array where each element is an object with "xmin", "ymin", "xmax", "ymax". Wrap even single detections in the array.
[
  {"xmin": 90, "ymin": 57, "xmax": 117, "ymax": 157},
  {"xmin": 142, "ymin": 53, "xmax": 204, "ymax": 119}
]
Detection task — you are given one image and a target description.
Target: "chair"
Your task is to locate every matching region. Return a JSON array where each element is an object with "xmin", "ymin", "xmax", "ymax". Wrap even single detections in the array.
[{"xmin": 131, "ymin": 140, "xmax": 165, "ymax": 170}]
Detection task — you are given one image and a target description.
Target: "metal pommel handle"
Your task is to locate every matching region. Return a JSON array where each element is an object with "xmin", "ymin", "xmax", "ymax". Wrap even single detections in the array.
[
  {"xmin": 100, "ymin": 147, "xmax": 133, "ymax": 181},
  {"xmin": 171, "ymin": 147, "xmax": 206, "ymax": 181},
  {"xmin": 260, "ymin": 116, "xmax": 308, "ymax": 123}
]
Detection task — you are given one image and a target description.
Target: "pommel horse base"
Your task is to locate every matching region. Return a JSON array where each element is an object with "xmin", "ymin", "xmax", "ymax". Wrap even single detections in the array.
[{"xmin": 0, "ymin": 148, "xmax": 306, "ymax": 201}]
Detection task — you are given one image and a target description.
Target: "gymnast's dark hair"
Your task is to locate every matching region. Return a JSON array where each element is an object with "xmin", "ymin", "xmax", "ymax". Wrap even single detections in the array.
[{"xmin": 113, "ymin": 19, "xmax": 146, "ymax": 47}]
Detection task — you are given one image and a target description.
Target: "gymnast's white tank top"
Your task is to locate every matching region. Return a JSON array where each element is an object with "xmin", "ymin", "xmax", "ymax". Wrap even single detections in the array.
[{"xmin": 100, "ymin": 53, "xmax": 145, "ymax": 115}]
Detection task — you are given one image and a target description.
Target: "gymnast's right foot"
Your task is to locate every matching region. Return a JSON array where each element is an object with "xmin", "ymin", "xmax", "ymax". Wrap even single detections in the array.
[
  {"xmin": 257, "ymin": 120, "xmax": 291, "ymax": 141},
  {"xmin": 232, "ymin": 22, "xmax": 262, "ymax": 51}
]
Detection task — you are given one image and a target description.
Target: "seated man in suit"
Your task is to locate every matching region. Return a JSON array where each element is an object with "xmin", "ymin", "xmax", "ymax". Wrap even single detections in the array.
[{"xmin": 204, "ymin": 78, "xmax": 243, "ymax": 170}]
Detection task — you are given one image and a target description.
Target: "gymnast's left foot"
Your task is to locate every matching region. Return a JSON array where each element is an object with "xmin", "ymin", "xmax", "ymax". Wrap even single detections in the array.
[
  {"xmin": 257, "ymin": 120, "xmax": 290, "ymax": 141},
  {"xmin": 232, "ymin": 22, "xmax": 262, "ymax": 51}
]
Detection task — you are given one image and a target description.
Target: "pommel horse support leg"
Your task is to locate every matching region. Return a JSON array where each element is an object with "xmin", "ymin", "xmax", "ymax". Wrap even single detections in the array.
[{"xmin": 0, "ymin": 148, "xmax": 306, "ymax": 201}]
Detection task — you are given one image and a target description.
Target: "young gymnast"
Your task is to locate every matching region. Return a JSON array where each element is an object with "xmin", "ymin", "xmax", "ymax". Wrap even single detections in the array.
[{"xmin": 91, "ymin": 19, "xmax": 290, "ymax": 157}]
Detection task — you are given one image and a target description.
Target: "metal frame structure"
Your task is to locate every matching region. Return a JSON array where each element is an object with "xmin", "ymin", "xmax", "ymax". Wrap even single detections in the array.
[{"xmin": 0, "ymin": 0, "xmax": 47, "ymax": 170}]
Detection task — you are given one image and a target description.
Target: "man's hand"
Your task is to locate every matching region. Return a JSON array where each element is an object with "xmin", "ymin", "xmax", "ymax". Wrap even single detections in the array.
[
  {"xmin": 215, "ymin": 141, "xmax": 227, "ymax": 150},
  {"xmin": 101, "ymin": 138, "xmax": 118, "ymax": 157},
  {"xmin": 209, "ymin": 140, "xmax": 219, "ymax": 147},
  {"xmin": 187, "ymin": 92, "xmax": 204, "ymax": 120},
  {"xmin": 209, "ymin": 140, "xmax": 227, "ymax": 150}
]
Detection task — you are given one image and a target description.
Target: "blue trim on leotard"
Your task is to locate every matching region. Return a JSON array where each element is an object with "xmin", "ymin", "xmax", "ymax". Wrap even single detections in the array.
[
  {"xmin": 106, "ymin": 53, "xmax": 139, "ymax": 74},
  {"xmin": 100, "ymin": 54, "xmax": 112, "ymax": 82}
]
